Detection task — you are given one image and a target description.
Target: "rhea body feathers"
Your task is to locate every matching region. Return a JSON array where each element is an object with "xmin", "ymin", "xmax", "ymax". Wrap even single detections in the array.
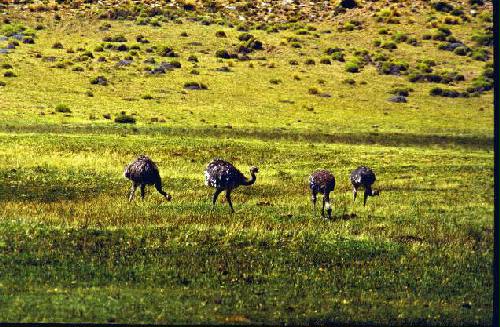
[
  {"xmin": 309, "ymin": 169, "xmax": 336, "ymax": 219},
  {"xmin": 350, "ymin": 166, "xmax": 380, "ymax": 206},
  {"xmin": 204, "ymin": 158, "xmax": 258, "ymax": 212},
  {"xmin": 124, "ymin": 155, "xmax": 172, "ymax": 201}
]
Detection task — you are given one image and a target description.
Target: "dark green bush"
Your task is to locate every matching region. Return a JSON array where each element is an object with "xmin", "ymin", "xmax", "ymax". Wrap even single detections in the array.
[
  {"xmin": 114, "ymin": 114, "xmax": 136, "ymax": 124},
  {"xmin": 345, "ymin": 62, "xmax": 360, "ymax": 73},
  {"xmin": 55, "ymin": 104, "xmax": 71, "ymax": 113},
  {"xmin": 215, "ymin": 49, "xmax": 231, "ymax": 59},
  {"xmin": 215, "ymin": 30, "xmax": 226, "ymax": 38}
]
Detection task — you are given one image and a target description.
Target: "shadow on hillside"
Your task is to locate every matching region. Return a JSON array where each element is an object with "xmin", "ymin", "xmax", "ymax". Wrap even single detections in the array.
[{"xmin": 0, "ymin": 124, "xmax": 493, "ymax": 150}]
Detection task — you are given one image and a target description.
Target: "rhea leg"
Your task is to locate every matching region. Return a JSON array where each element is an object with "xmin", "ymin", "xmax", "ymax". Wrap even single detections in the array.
[
  {"xmin": 324, "ymin": 193, "xmax": 332, "ymax": 219},
  {"xmin": 140, "ymin": 184, "xmax": 146, "ymax": 200},
  {"xmin": 353, "ymin": 186, "xmax": 358, "ymax": 202},
  {"xmin": 363, "ymin": 190, "xmax": 369, "ymax": 206},
  {"xmin": 225, "ymin": 190, "xmax": 234, "ymax": 213},
  {"xmin": 212, "ymin": 188, "xmax": 223, "ymax": 205},
  {"xmin": 311, "ymin": 190, "xmax": 317, "ymax": 211},
  {"xmin": 155, "ymin": 181, "xmax": 171, "ymax": 201},
  {"xmin": 129, "ymin": 183, "xmax": 138, "ymax": 202},
  {"xmin": 321, "ymin": 196, "xmax": 326, "ymax": 217}
]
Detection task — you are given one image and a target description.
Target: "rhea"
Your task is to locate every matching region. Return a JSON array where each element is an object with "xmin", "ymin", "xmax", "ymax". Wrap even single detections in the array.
[
  {"xmin": 204, "ymin": 158, "xmax": 259, "ymax": 212},
  {"xmin": 124, "ymin": 155, "xmax": 172, "ymax": 202},
  {"xmin": 309, "ymin": 169, "xmax": 335, "ymax": 219},
  {"xmin": 350, "ymin": 166, "xmax": 380, "ymax": 206}
]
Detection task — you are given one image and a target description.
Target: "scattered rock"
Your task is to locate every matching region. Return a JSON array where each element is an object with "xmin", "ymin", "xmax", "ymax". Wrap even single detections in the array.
[{"xmin": 389, "ymin": 95, "xmax": 407, "ymax": 103}]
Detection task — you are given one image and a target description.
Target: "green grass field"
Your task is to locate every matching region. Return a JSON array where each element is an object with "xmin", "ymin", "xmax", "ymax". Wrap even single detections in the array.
[{"xmin": 0, "ymin": 0, "xmax": 494, "ymax": 325}]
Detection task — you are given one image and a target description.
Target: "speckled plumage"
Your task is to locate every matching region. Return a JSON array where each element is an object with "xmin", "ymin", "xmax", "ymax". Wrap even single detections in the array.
[
  {"xmin": 204, "ymin": 159, "xmax": 248, "ymax": 190},
  {"xmin": 204, "ymin": 158, "xmax": 258, "ymax": 212},
  {"xmin": 309, "ymin": 169, "xmax": 336, "ymax": 195},
  {"xmin": 125, "ymin": 155, "xmax": 161, "ymax": 184},
  {"xmin": 350, "ymin": 166, "xmax": 379, "ymax": 206},
  {"xmin": 350, "ymin": 166, "xmax": 376, "ymax": 189},
  {"xmin": 124, "ymin": 155, "xmax": 171, "ymax": 201},
  {"xmin": 309, "ymin": 169, "xmax": 335, "ymax": 219}
]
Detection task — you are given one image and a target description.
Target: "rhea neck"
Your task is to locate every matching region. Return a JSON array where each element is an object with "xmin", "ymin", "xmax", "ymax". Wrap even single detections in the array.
[{"xmin": 242, "ymin": 171, "xmax": 257, "ymax": 186}]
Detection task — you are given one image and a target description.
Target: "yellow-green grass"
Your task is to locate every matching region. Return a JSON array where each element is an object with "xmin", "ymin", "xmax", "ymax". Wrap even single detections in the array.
[{"xmin": 0, "ymin": 4, "xmax": 494, "ymax": 325}]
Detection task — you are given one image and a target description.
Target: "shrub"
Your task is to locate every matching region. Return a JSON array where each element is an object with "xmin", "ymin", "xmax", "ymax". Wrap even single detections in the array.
[
  {"xmin": 471, "ymin": 49, "xmax": 490, "ymax": 61},
  {"xmin": 55, "ymin": 104, "xmax": 71, "ymax": 113},
  {"xmin": 429, "ymin": 87, "xmax": 465, "ymax": 97},
  {"xmin": 345, "ymin": 62, "xmax": 360, "ymax": 73},
  {"xmin": 103, "ymin": 113, "xmax": 111, "ymax": 119},
  {"xmin": 215, "ymin": 49, "xmax": 231, "ymax": 59},
  {"xmin": 3, "ymin": 71, "xmax": 16, "ymax": 77},
  {"xmin": 342, "ymin": 78, "xmax": 356, "ymax": 85},
  {"xmin": 103, "ymin": 35, "xmax": 127, "ymax": 42},
  {"xmin": 453, "ymin": 46, "xmax": 469, "ymax": 56},
  {"xmin": 188, "ymin": 55, "xmax": 199, "ymax": 62},
  {"xmin": 90, "ymin": 75, "xmax": 108, "ymax": 86},
  {"xmin": 215, "ymin": 30, "xmax": 226, "ymax": 38},
  {"xmin": 1, "ymin": 63, "xmax": 12, "ymax": 69},
  {"xmin": 471, "ymin": 32, "xmax": 493, "ymax": 46},
  {"xmin": 308, "ymin": 87, "xmax": 319, "ymax": 95},
  {"xmin": 289, "ymin": 59, "xmax": 299, "ymax": 65},
  {"xmin": 378, "ymin": 61, "xmax": 409, "ymax": 75},
  {"xmin": 169, "ymin": 60, "xmax": 182, "ymax": 68},
  {"xmin": 320, "ymin": 57, "xmax": 331, "ymax": 64},
  {"xmin": 415, "ymin": 62, "xmax": 433, "ymax": 73},
  {"xmin": 467, "ymin": 72, "xmax": 493, "ymax": 94},
  {"xmin": 238, "ymin": 33, "xmax": 254, "ymax": 42},
  {"xmin": 339, "ymin": 0, "xmax": 357, "ymax": 9},
  {"xmin": 431, "ymin": 1, "xmax": 454, "ymax": 13},
  {"xmin": 443, "ymin": 16, "xmax": 460, "ymax": 24},
  {"xmin": 52, "ymin": 42, "xmax": 63, "ymax": 49},
  {"xmin": 304, "ymin": 59, "xmax": 315, "ymax": 65},
  {"xmin": 378, "ymin": 28, "xmax": 390, "ymax": 35},
  {"xmin": 183, "ymin": 81, "xmax": 207, "ymax": 90},
  {"xmin": 269, "ymin": 78, "xmax": 281, "ymax": 84},
  {"xmin": 0, "ymin": 81, "xmax": 5, "ymax": 86},
  {"xmin": 381, "ymin": 41, "xmax": 397, "ymax": 50},
  {"xmin": 406, "ymin": 37, "xmax": 418, "ymax": 46},
  {"xmin": 114, "ymin": 114, "xmax": 136, "ymax": 124},
  {"xmin": 331, "ymin": 51, "xmax": 345, "ymax": 62},
  {"xmin": 157, "ymin": 46, "xmax": 177, "ymax": 57},
  {"xmin": 389, "ymin": 87, "xmax": 413, "ymax": 97},
  {"xmin": 392, "ymin": 32, "xmax": 409, "ymax": 43}
]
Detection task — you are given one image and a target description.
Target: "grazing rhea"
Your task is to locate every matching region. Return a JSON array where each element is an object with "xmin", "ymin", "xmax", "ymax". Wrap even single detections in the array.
[
  {"xmin": 350, "ymin": 166, "xmax": 380, "ymax": 206},
  {"xmin": 309, "ymin": 169, "xmax": 336, "ymax": 219},
  {"xmin": 124, "ymin": 155, "xmax": 172, "ymax": 202},
  {"xmin": 204, "ymin": 158, "xmax": 259, "ymax": 212}
]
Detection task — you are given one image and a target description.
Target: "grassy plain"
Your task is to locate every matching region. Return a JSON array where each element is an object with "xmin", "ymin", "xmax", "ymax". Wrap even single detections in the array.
[{"xmin": 0, "ymin": 1, "xmax": 494, "ymax": 324}]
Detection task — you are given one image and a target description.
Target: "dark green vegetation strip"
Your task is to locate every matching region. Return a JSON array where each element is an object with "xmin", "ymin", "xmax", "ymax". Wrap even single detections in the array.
[{"xmin": 0, "ymin": 124, "xmax": 493, "ymax": 149}]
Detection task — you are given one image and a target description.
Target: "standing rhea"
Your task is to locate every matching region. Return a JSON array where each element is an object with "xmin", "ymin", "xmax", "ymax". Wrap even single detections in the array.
[
  {"xmin": 350, "ymin": 166, "xmax": 380, "ymax": 206},
  {"xmin": 309, "ymin": 169, "xmax": 335, "ymax": 219},
  {"xmin": 204, "ymin": 158, "xmax": 259, "ymax": 212},
  {"xmin": 124, "ymin": 155, "xmax": 172, "ymax": 202}
]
